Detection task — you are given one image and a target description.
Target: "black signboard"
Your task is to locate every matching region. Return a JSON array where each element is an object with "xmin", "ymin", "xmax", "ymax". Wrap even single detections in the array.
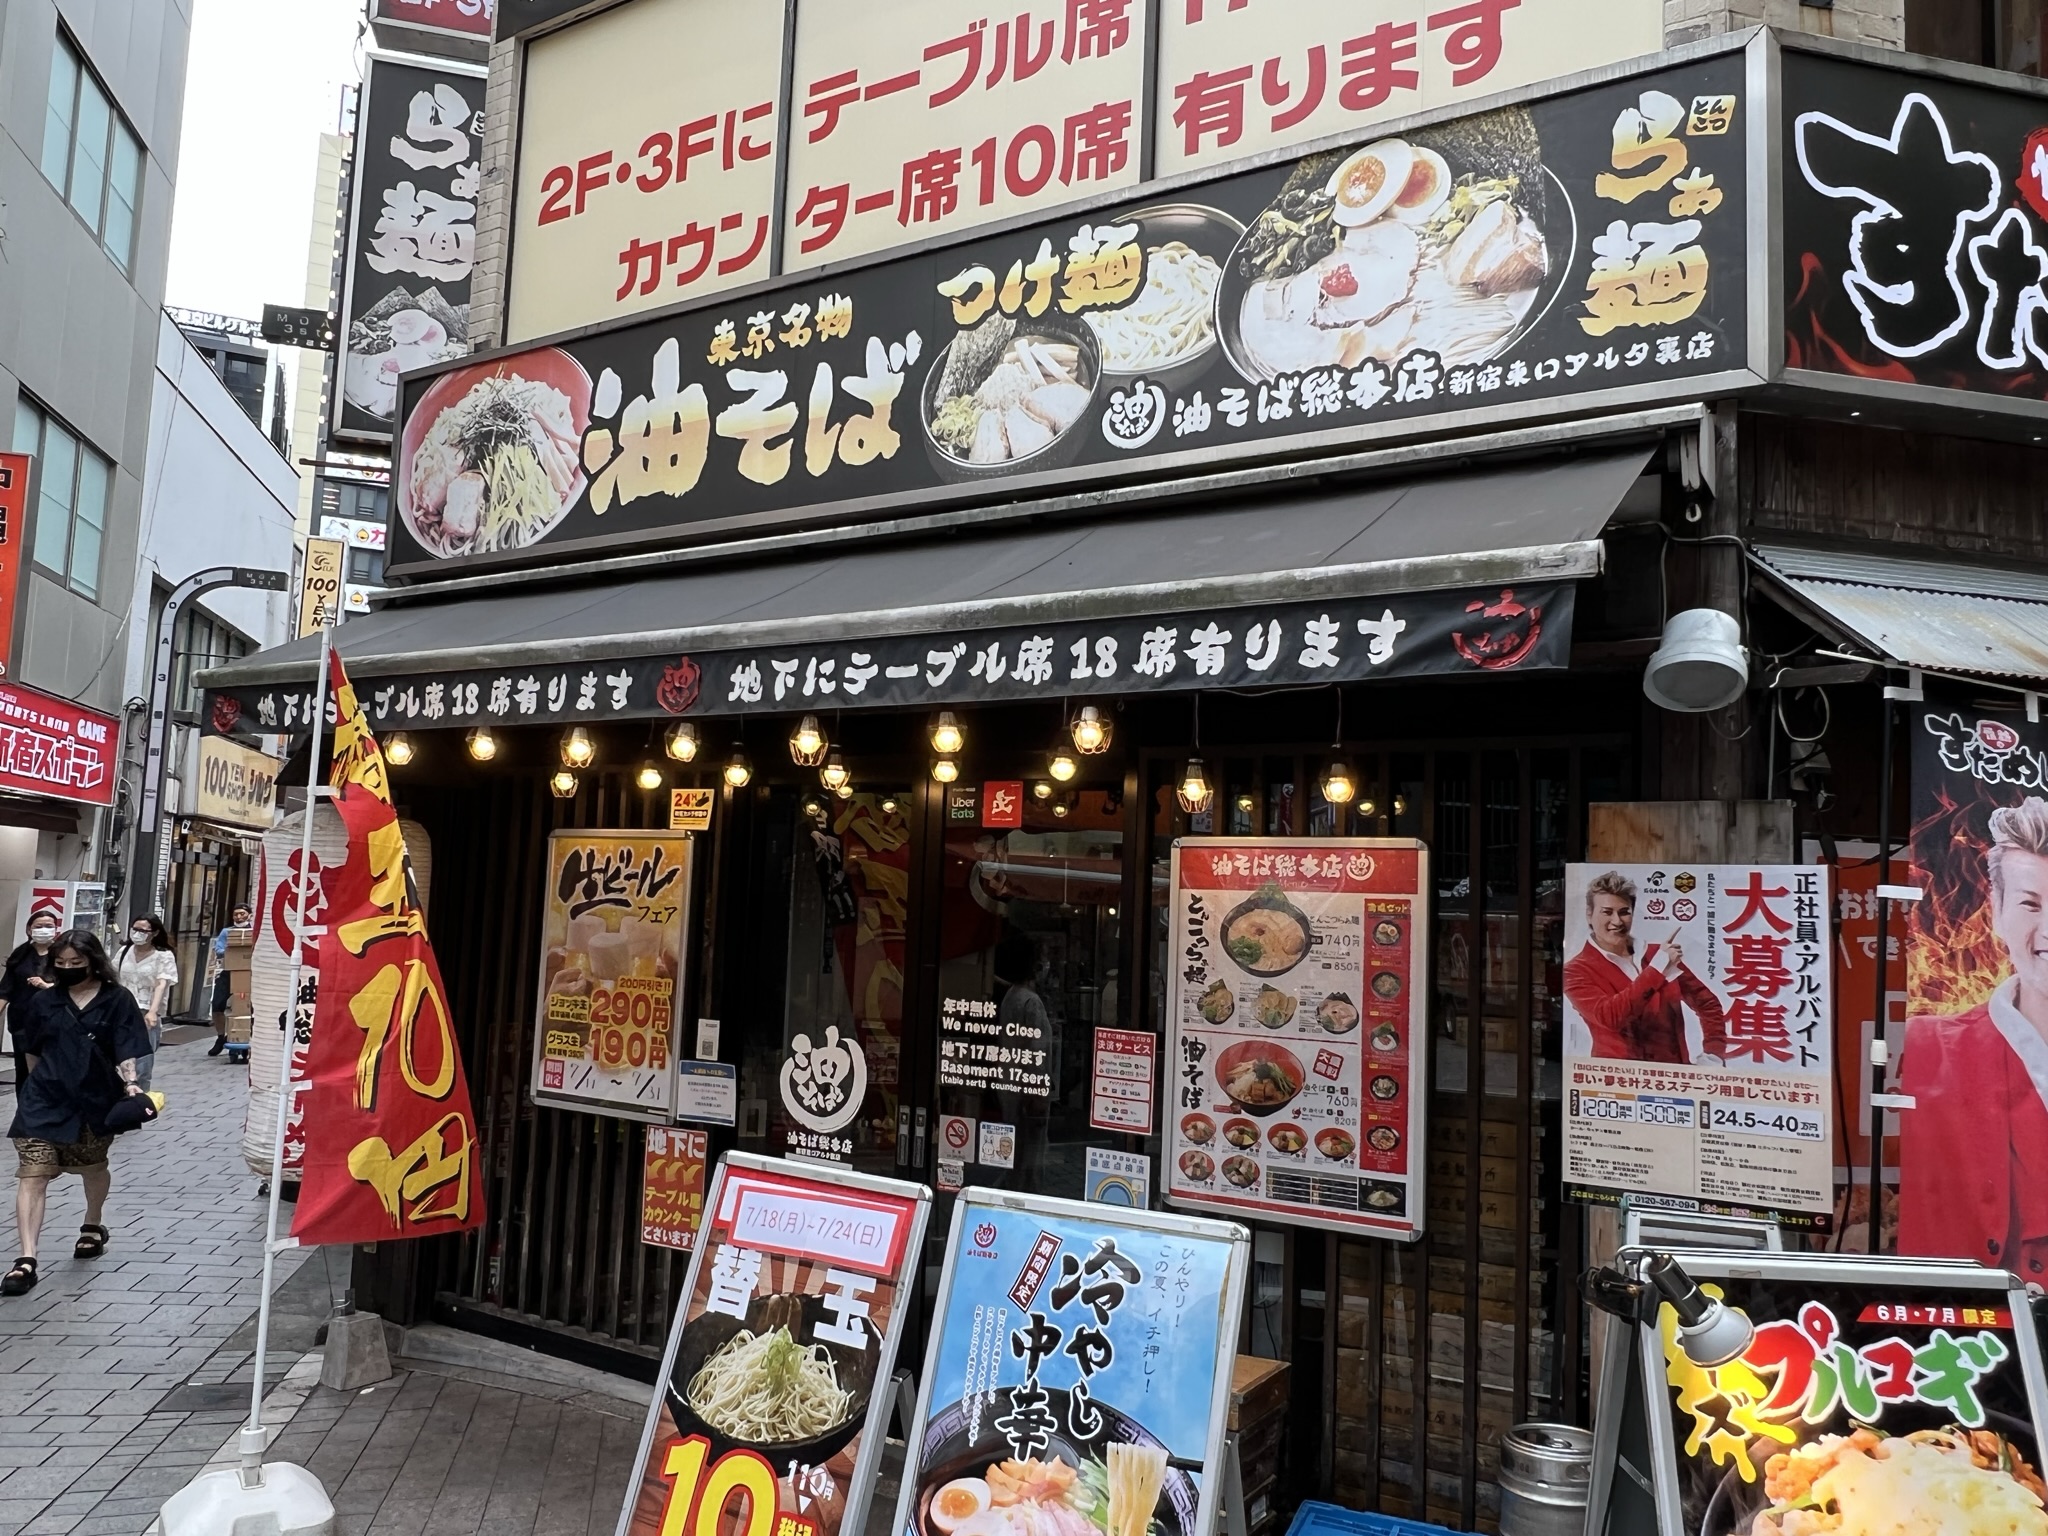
[
  {"xmin": 1786, "ymin": 52, "xmax": 2048, "ymax": 404},
  {"xmin": 390, "ymin": 53, "xmax": 1748, "ymax": 576},
  {"xmin": 203, "ymin": 579, "xmax": 1572, "ymax": 740},
  {"xmin": 337, "ymin": 55, "xmax": 487, "ymax": 444},
  {"xmin": 261, "ymin": 304, "xmax": 337, "ymax": 352},
  {"xmin": 494, "ymin": 0, "xmax": 613, "ymax": 42}
]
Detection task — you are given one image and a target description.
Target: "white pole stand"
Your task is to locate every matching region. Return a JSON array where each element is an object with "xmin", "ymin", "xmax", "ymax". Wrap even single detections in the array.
[{"xmin": 155, "ymin": 1428, "xmax": 335, "ymax": 1536}]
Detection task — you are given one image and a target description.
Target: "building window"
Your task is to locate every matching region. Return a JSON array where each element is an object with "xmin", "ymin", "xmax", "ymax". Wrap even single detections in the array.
[
  {"xmin": 173, "ymin": 606, "xmax": 251, "ymax": 715},
  {"xmin": 13, "ymin": 397, "xmax": 111, "ymax": 600},
  {"xmin": 39, "ymin": 31, "xmax": 143, "ymax": 272},
  {"xmin": 1908, "ymin": 0, "xmax": 2042, "ymax": 73},
  {"xmin": 347, "ymin": 546, "xmax": 385, "ymax": 585}
]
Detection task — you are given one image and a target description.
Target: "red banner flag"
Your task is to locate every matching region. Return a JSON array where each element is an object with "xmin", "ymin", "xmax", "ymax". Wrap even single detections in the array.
[{"xmin": 291, "ymin": 649, "xmax": 483, "ymax": 1244}]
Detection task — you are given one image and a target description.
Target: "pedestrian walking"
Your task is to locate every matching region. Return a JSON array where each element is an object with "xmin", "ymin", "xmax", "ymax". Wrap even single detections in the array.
[
  {"xmin": 1, "ymin": 914, "xmax": 58, "ymax": 1089},
  {"xmin": 115, "ymin": 914, "xmax": 179, "ymax": 1091},
  {"xmin": 4, "ymin": 931, "xmax": 152, "ymax": 1295},
  {"xmin": 208, "ymin": 902, "xmax": 252, "ymax": 1057}
]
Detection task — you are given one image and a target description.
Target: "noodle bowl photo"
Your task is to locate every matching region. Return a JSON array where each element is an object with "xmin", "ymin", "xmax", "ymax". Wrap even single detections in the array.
[
  {"xmin": 1079, "ymin": 204, "xmax": 1244, "ymax": 394},
  {"xmin": 667, "ymin": 1290, "xmax": 878, "ymax": 1462}
]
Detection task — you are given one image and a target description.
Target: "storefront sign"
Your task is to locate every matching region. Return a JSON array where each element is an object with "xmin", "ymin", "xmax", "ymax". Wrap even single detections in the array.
[
  {"xmin": 194, "ymin": 735, "xmax": 283, "ymax": 830},
  {"xmin": 640, "ymin": 1126, "xmax": 708, "ymax": 1249},
  {"xmin": 938, "ymin": 1113, "xmax": 976, "ymax": 1161},
  {"xmin": 0, "ymin": 683, "xmax": 116, "ymax": 807},
  {"xmin": 1641, "ymin": 1256, "xmax": 2048, "ymax": 1536},
  {"xmin": 0, "ymin": 452, "xmax": 29, "ymax": 676},
  {"xmin": 299, "ymin": 538, "xmax": 344, "ymax": 637},
  {"xmin": 675, "ymin": 1060, "xmax": 737, "ymax": 1126},
  {"xmin": 668, "ymin": 786, "xmax": 713, "ymax": 830},
  {"xmin": 506, "ymin": 0, "xmax": 786, "ymax": 342},
  {"xmin": 1165, "ymin": 837, "xmax": 1430, "ymax": 1238},
  {"xmin": 777, "ymin": 1024, "xmax": 869, "ymax": 1162},
  {"xmin": 895, "ymin": 1191, "xmax": 1248, "ymax": 1536},
  {"xmin": 370, "ymin": 0, "xmax": 493, "ymax": 55},
  {"xmin": 1089, "ymin": 1026, "xmax": 1157, "ymax": 1134},
  {"xmin": 1562, "ymin": 862, "xmax": 1835, "ymax": 1228},
  {"xmin": 213, "ymin": 580, "xmax": 1577, "ymax": 739},
  {"xmin": 337, "ymin": 54, "xmax": 485, "ymax": 443},
  {"xmin": 1785, "ymin": 53, "xmax": 2048, "ymax": 412},
  {"xmin": 1900, "ymin": 688, "xmax": 2048, "ymax": 1272},
  {"xmin": 1084, "ymin": 1146, "xmax": 1151, "ymax": 1206},
  {"xmin": 395, "ymin": 52, "xmax": 1748, "ymax": 573},
  {"xmin": 621, "ymin": 1154, "xmax": 930, "ymax": 1536},
  {"xmin": 983, "ymin": 781, "xmax": 1024, "ymax": 829},
  {"xmin": 532, "ymin": 830, "xmax": 694, "ymax": 1122},
  {"xmin": 941, "ymin": 993, "xmax": 1052, "ymax": 1097}
]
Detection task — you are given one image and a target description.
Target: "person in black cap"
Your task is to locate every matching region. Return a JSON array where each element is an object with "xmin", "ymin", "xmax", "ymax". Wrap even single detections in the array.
[
  {"xmin": 3, "ymin": 930, "xmax": 151, "ymax": 1295},
  {"xmin": 207, "ymin": 903, "xmax": 252, "ymax": 1057}
]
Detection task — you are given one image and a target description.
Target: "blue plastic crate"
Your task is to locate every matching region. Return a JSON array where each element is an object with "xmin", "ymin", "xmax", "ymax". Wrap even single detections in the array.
[{"xmin": 1281, "ymin": 1502, "xmax": 1462, "ymax": 1536}]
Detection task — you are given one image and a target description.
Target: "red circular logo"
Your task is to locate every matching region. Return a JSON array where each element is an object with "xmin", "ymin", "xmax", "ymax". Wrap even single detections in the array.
[
  {"xmin": 211, "ymin": 694, "xmax": 243, "ymax": 733},
  {"xmin": 1978, "ymin": 719, "xmax": 2021, "ymax": 753},
  {"xmin": 268, "ymin": 848, "xmax": 331, "ymax": 964},
  {"xmin": 972, "ymin": 1222, "xmax": 998, "ymax": 1249},
  {"xmin": 945, "ymin": 1118, "xmax": 970, "ymax": 1150},
  {"xmin": 656, "ymin": 657, "xmax": 701, "ymax": 715}
]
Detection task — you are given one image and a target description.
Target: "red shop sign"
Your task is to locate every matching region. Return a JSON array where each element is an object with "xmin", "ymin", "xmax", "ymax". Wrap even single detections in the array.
[
  {"xmin": 371, "ymin": 0, "xmax": 493, "ymax": 40},
  {"xmin": 0, "ymin": 681, "xmax": 116, "ymax": 806}
]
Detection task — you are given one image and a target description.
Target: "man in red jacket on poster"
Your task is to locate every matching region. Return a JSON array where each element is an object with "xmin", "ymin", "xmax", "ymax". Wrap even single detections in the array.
[{"xmin": 1564, "ymin": 870, "xmax": 1727, "ymax": 1063}]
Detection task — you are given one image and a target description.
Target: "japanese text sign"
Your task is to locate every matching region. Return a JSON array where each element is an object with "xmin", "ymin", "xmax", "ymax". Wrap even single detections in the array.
[
  {"xmin": 1562, "ymin": 862, "xmax": 1836, "ymax": 1228},
  {"xmin": 620, "ymin": 1154, "xmax": 930, "ymax": 1536},
  {"xmin": 400, "ymin": 51, "xmax": 1748, "ymax": 573},
  {"xmin": 195, "ymin": 735, "xmax": 283, "ymax": 831},
  {"xmin": 371, "ymin": 0, "xmax": 493, "ymax": 53},
  {"xmin": 640, "ymin": 1126, "xmax": 708, "ymax": 1250},
  {"xmin": 1165, "ymin": 838, "xmax": 1430, "ymax": 1238},
  {"xmin": 1643, "ymin": 1256, "xmax": 2048, "ymax": 1536},
  {"xmin": 338, "ymin": 54, "xmax": 486, "ymax": 442},
  {"xmin": 292, "ymin": 650, "xmax": 485, "ymax": 1245},
  {"xmin": 533, "ymin": 829, "xmax": 695, "ymax": 1123},
  {"xmin": 895, "ymin": 1191, "xmax": 1248, "ymax": 1536},
  {"xmin": 0, "ymin": 681, "xmax": 116, "ymax": 807},
  {"xmin": 0, "ymin": 452, "xmax": 26, "ymax": 678},
  {"xmin": 508, "ymin": 0, "xmax": 785, "ymax": 343},
  {"xmin": 1089, "ymin": 1027, "xmax": 1156, "ymax": 1135}
]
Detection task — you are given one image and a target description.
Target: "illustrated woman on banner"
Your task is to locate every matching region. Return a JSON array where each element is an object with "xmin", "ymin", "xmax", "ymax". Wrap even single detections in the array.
[
  {"xmin": 1563, "ymin": 870, "xmax": 1727, "ymax": 1064},
  {"xmin": 1899, "ymin": 797, "xmax": 2048, "ymax": 1276}
]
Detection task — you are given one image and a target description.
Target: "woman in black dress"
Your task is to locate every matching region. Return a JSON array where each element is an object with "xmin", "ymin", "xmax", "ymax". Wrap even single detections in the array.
[{"xmin": 1, "ymin": 913, "xmax": 57, "ymax": 1089}]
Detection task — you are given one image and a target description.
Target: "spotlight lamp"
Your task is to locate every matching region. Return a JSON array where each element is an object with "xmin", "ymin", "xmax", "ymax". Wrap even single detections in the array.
[
  {"xmin": 1581, "ymin": 1249, "xmax": 1755, "ymax": 1369},
  {"xmin": 664, "ymin": 721, "xmax": 700, "ymax": 762},
  {"xmin": 930, "ymin": 711, "xmax": 964, "ymax": 755},
  {"xmin": 561, "ymin": 725, "xmax": 596, "ymax": 768},
  {"xmin": 465, "ymin": 726, "xmax": 497, "ymax": 762},
  {"xmin": 384, "ymin": 731, "xmax": 414, "ymax": 767}
]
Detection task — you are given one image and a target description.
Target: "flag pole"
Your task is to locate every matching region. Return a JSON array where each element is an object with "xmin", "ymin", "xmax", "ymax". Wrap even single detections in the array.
[{"xmin": 240, "ymin": 623, "xmax": 333, "ymax": 1484}]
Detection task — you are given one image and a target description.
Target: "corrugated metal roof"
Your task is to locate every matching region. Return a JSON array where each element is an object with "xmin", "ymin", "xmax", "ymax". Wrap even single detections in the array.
[
  {"xmin": 1761, "ymin": 578, "xmax": 2048, "ymax": 680},
  {"xmin": 1753, "ymin": 544, "xmax": 2048, "ymax": 604}
]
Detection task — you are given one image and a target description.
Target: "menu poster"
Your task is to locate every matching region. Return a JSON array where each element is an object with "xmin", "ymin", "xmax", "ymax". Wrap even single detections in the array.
[
  {"xmin": 1644, "ymin": 1255, "xmax": 2048, "ymax": 1536},
  {"xmin": 895, "ymin": 1192, "xmax": 1247, "ymax": 1536},
  {"xmin": 1164, "ymin": 838, "xmax": 1429, "ymax": 1238},
  {"xmin": 532, "ymin": 830, "xmax": 695, "ymax": 1122},
  {"xmin": 1562, "ymin": 863, "xmax": 1835, "ymax": 1228},
  {"xmin": 621, "ymin": 1154, "xmax": 931, "ymax": 1536}
]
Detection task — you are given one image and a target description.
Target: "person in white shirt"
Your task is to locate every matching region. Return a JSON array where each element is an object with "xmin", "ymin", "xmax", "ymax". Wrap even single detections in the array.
[{"xmin": 115, "ymin": 916, "xmax": 179, "ymax": 1091}]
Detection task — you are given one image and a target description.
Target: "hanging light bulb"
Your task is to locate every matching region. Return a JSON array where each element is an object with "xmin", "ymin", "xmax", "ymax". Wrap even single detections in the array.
[
  {"xmin": 1321, "ymin": 758, "xmax": 1357, "ymax": 805},
  {"xmin": 636, "ymin": 760, "xmax": 663, "ymax": 791},
  {"xmin": 833, "ymin": 781, "xmax": 854, "ymax": 800},
  {"xmin": 1052, "ymin": 795, "xmax": 1072, "ymax": 819},
  {"xmin": 561, "ymin": 725, "xmax": 596, "ymax": 768},
  {"xmin": 789, "ymin": 714, "xmax": 827, "ymax": 766},
  {"xmin": 465, "ymin": 726, "xmax": 497, "ymax": 762},
  {"xmin": 1358, "ymin": 797, "xmax": 1378, "ymax": 818},
  {"xmin": 549, "ymin": 769, "xmax": 578, "ymax": 799},
  {"xmin": 723, "ymin": 752, "xmax": 753, "ymax": 788},
  {"xmin": 1032, "ymin": 780, "xmax": 1054, "ymax": 801},
  {"xmin": 930, "ymin": 711, "xmax": 964, "ymax": 755},
  {"xmin": 665, "ymin": 721, "xmax": 699, "ymax": 762},
  {"xmin": 384, "ymin": 731, "xmax": 415, "ymax": 766},
  {"xmin": 1048, "ymin": 750, "xmax": 1078, "ymax": 782},
  {"xmin": 819, "ymin": 747, "xmax": 850, "ymax": 792},
  {"xmin": 880, "ymin": 795, "xmax": 900, "ymax": 815},
  {"xmin": 1177, "ymin": 757, "xmax": 1213, "ymax": 815},
  {"xmin": 801, "ymin": 793, "xmax": 827, "ymax": 822},
  {"xmin": 931, "ymin": 755, "xmax": 960, "ymax": 784},
  {"xmin": 1394, "ymin": 793, "xmax": 1409, "ymax": 817},
  {"xmin": 1071, "ymin": 705, "xmax": 1111, "ymax": 754},
  {"xmin": 1233, "ymin": 791, "xmax": 1256, "ymax": 815}
]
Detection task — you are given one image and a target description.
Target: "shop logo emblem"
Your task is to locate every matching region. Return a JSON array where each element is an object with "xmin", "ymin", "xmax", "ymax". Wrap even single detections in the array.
[
  {"xmin": 1672, "ymin": 898, "xmax": 1698, "ymax": 922},
  {"xmin": 778, "ymin": 1024, "xmax": 867, "ymax": 1134},
  {"xmin": 972, "ymin": 1222, "xmax": 999, "ymax": 1251},
  {"xmin": 1451, "ymin": 590, "xmax": 1543, "ymax": 671},
  {"xmin": 211, "ymin": 695, "xmax": 242, "ymax": 733},
  {"xmin": 1674, "ymin": 872, "xmax": 1698, "ymax": 893},
  {"xmin": 1978, "ymin": 719, "xmax": 2021, "ymax": 753},
  {"xmin": 656, "ymin": 656, "xmax": 701, "ymax": 715},
  {"xmin": 1345, "ymin": 853, "xmax": 1376, "ymax": 882},
  {"xmin": 268, "ymin": 848, "xmax": 330, "ymax": 965},
  {"xmin": 1645, "ymin": 897, "xmax": 1668, "ymax": 917}
]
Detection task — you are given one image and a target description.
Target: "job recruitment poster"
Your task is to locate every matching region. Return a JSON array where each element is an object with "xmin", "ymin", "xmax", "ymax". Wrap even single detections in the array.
[
  {"xmin": 620, "ymin": 1155, "xmax": 930, "ymax": 1536},
  {"xmin": 1164, "ymin": 838, "xmax": 1430, "ymax": 1238},
  {"xmin": 1562, "ymin": 862, "xmax": 1833, "ymax": 1227},
  {"xmin": 532, "ymin": 830, "xmax": 694, "ymax": 1121},
  {"xmin": 895, "ymin": 1193, "xmax": 1247, "ymax": 1536}
]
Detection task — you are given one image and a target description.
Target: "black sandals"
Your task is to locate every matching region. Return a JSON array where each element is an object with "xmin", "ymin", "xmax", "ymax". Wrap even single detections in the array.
[
  {"xmin": 73, "ymin": 1223, "xmax": 108, "ymax": 1258},
  {"xmin": 1, "ymin": 1256, "xmax": 37, "ymax": 1294}
]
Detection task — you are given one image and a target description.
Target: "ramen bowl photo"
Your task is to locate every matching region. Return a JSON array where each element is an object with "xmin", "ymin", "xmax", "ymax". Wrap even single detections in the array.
[
  {"xmin": 667, "ymin": 1289, "xmax": 877, "ymax": 1465},
  {"xmin": 1219, "ymin": 885, "xmax": 1318, "ymax": 978},
  {"xmin": 1214, "ymin": 1040, "xmax": 1305, "ymax": 1116}
]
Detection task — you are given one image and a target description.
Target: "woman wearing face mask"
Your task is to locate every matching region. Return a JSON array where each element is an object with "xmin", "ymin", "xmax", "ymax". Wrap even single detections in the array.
[
  {"xmin": 1, "ymin": 915, "xmax": 58, "ymax": 1090},
  {"xmin": 4, "ymin": 931, "xmax": 150, "ymax": 1293},
  {"xmin": 115, "ymin": 916, "xmax": 179, "ymax": 1091}
]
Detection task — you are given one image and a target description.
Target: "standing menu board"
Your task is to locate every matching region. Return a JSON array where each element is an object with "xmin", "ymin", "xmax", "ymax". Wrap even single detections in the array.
[
  {"xmin": 1608, "ymin": 1252, "xmax": 2048, "ymax": 1536},
  {"xmin": 533, "ymin": 830, "xmax": 695, "ymax": 1122},
  {"xmin": 1562, "ymin": 863, "xmax": 1834, "ymax": 1228},
  {"xmin": 895, "ymin": 1190, "xmax": 1248, "ymax": 1536},
  {"xmin": 619, "ymin": 1154, "xmax": 930, "ymax": 1536},
  {"xmin": 1164, "ymin": 838, "xmax": 1429, "ymax": 1238}
]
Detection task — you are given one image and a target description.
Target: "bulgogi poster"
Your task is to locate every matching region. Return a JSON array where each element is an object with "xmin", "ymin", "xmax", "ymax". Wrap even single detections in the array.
[
  {"xmin": 1650, "ymin": 1261, "xmax": 2048, "ymax": 1536},
  {"xmin": 337, "ymin": 54, "xmax": 486, "ymax": 443},
  {"xmin": 1561, "ymin": 863, "xmax": 1835, "ymax": 1229},
  {"xmin": 1900, "ymin": 687, "xmax": 2048, "ymax": 1277},
  {"xmin": 894, "ymin": 1193, "xmax": 1247, "ymax": 1536},
  {"xmin": 1164, "ymin": 838, "xmax": 1429, "ymax": 1238},
  {"xmin": 620, "ymin": 1156, "xmax": 930, "ymax": 1536},
  {"xmin": 532, "ymin": 830, "xmax": 694, "ymax": 1122},
  {"xmin": 391, "ymin": 52, "xmax": 1747, "ymax": 571}
]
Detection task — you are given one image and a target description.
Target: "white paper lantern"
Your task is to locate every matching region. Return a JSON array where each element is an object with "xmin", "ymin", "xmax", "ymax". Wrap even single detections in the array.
[{"xmin": 242, "ymin": 805, "xmax": 433, "ymax": 1179}]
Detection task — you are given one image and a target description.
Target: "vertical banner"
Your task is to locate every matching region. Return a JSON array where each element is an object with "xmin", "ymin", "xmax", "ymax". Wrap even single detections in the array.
[
  {"xmin": 1901, "ymin": 689, "xmax": 2048, "ymax": 1271},
  {"xmin": 299, "ymin": 537, "xmax": 344, "ymax": 636},
  {"xmin": 532, "ymin": 829, "xmax": 694, "ymax": 1122},
  {"xmin": 894, "ymin": 1191, "xmax": 1249, "ymax": 1536},
  {"xmin": 0, "ymin": 452, "xmax": 28, "ymax": 676},
  {"xmin": 619, "ymin": 1154, "xmax": 930, "ymax": 1536},
  {"xmin": 292, "ymin": 652, "xmax": 484, "ymax": 1243},
  {"xmin": 1562, "ymin": 862, "xmax": 1834, "ymax": 1228},
  {"xmin": 641, "ymin": 1127, "xmax": 709, "ymax": 1250},
  {"xmin": 337, "ymin": 54, "xmax": 486, "ymax": 442},
  {"xmin": 1163, "ymin": 838, "xmax": 1429, "ymax": 1238}
]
